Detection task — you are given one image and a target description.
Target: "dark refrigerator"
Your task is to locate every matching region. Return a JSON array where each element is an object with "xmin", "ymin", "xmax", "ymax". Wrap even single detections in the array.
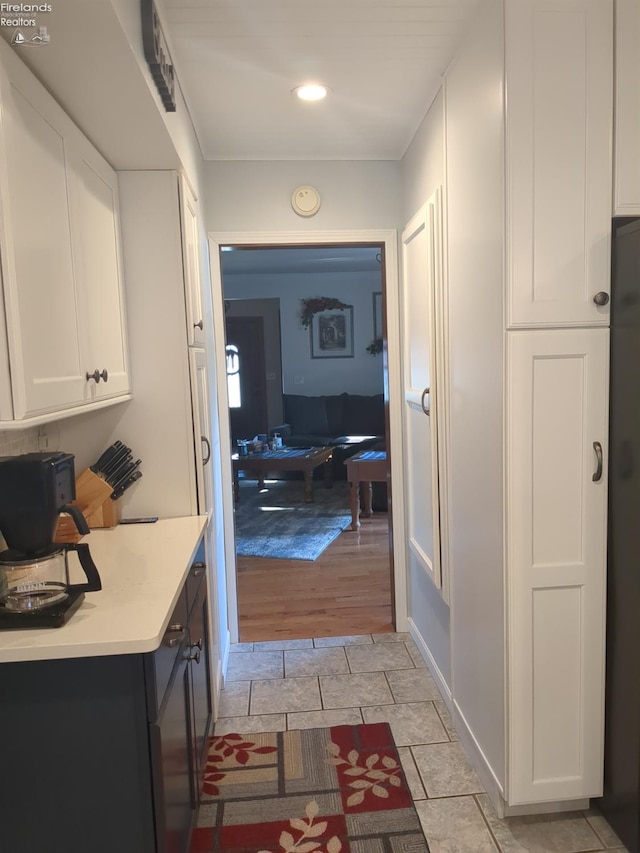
[{"xmin": 599, "ymin": 217, "xmax": 640, "ymax": 852}]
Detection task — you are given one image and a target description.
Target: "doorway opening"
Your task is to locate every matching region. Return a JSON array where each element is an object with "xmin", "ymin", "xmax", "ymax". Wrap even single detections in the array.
[{"xmin": 219, "ymin": 243, "xmax": 394, "ymax": 641}]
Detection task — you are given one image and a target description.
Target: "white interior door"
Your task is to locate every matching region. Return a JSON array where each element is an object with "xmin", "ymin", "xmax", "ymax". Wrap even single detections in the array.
[{"xmin": 402, "ymin": 191, "xmax": 442, "ymax": 590}]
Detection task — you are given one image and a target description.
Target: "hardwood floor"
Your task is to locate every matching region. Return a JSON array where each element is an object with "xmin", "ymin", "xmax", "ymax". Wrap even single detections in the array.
[{"xmin": 236, "ymin": 513, "xmax": 394, "ymax": 641}]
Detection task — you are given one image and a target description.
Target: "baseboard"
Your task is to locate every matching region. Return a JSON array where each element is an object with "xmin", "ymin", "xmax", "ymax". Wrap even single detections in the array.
[
  {"xmin": 213, "ymin": 628, "xmax": 231, "ymax": 722},
  {"xmin": 407, "ymin": 618, "xmax": 506, "ymax": 815},
  {"xmin": 407, "ymin": 617, "xmax": 452, "ymax": 703},
  {"xmin": 451, "ymin": 698, "xmax": 506, "ymax": 815},
  {"xmin": 501, "ymin": 798, "xmax": 590, "ymax": 817}
]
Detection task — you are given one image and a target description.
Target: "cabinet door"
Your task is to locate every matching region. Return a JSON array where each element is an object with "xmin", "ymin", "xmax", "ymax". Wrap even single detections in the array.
[
  {"xmin": 401, "ymin": 193, "xmax": 443, "ymax": 594},
  {"xmin": 151, "ymin": 641, "xmax": 196, "ymax": 853},
  {"xmin": 179, "ymin": 175, "xmax": 205, "ymax": 347},
  {"xmin": 69, "ymin": 143, "xmax": 130, "ymax": 400},
  {"xmin": 0, "ymin": 55, "xmax": 86, "ymax": 418},
  {"xmin": 613, "ymin": 0, "xmax": 640, "ymax": 216},
  {"xmin": 506, "ymin": 328, "xmax": 609, "ymax": 804},
  {"xmin": 188, "ymin": 577, "xmax": 213, "ymax": 782},
  {"xmin": 189, "ymin": 348, "xmax": 213, "ymax": 514},
  {"xmin": 505, "ymin": 0, "xmax": 613, "ymax": 327}
]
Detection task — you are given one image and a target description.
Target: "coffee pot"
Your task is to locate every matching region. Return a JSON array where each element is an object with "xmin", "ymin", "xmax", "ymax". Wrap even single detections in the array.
[{"xmin": 0, "ymin": 452, "xmax": 102, "ymax": 621}]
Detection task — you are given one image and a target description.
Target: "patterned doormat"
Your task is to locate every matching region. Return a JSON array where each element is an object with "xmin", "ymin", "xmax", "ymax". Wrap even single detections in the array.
[{"xmin": 190, "ymin": 723, "xmax": 429, "ymax": 853}]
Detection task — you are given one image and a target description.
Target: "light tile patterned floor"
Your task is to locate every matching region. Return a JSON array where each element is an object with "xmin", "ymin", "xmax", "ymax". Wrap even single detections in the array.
[{"xmin": 216, "ymin": 632, "xmax": 628, "ymax": 853}]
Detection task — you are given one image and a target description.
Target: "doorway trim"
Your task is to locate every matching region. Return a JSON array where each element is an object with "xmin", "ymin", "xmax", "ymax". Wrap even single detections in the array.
[{"xmin": 208, "ymin": 229, "xmax": 408, "ymax": 643}]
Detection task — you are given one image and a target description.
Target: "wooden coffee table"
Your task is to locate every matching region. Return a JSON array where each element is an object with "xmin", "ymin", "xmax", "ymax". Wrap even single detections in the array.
[
  {"xmin": 232, "ymin": 446, "xmax": 334, "ymax": 503},
  {"xmin": 344, "ymin": 450, "xmax": 389, "ymax": 529}
]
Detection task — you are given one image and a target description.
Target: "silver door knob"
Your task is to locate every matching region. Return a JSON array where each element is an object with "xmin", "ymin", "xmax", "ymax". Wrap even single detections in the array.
[
  {"xmin": 593, "ymin": 292, "xmax": 610, "ymax": 306},
  {"xmin": 85, "ymin": 369, "xmax": 109, "ymax": 383}
]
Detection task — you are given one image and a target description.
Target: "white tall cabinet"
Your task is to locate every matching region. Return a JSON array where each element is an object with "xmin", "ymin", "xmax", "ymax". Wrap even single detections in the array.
[
  {"xmin": 412, "ymin": 0, "xmax": 613, "ymax": 813},
  {"xmin": 613, "ymin": 0, "xmax": 640, "ymax": 216}
]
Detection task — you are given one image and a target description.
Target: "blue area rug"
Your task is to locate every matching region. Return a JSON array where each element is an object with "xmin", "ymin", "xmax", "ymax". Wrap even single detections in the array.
[{"xmin": 234, "ymin": 479, "xmax": 352, "ymax": 561}]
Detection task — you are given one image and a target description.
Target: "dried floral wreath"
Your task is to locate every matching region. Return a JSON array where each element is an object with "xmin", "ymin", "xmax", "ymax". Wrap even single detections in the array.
[{"xmin": 299, "ymin": 297, "xmax": 350, "ymax": 329}]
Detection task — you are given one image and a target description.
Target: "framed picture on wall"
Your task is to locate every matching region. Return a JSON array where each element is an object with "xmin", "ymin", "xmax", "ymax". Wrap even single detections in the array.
[
  {"xmin": 310, "ymin": 307, "xmax": 354, "ymax": 358},
  {"xmin": 373, "ymin": 292, "xmax": 383, "ymax": 340}
]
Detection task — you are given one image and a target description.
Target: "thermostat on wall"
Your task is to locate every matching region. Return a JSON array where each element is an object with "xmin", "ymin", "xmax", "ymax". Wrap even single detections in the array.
[{"xmin": 291, "ymin": 185, "xmax": 321, "ymax": 217}]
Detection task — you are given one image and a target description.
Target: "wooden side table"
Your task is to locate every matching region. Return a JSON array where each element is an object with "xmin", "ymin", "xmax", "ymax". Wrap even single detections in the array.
[{"xmin": 344, "ymin": 450, "xmax": 389, "ymax": 530}]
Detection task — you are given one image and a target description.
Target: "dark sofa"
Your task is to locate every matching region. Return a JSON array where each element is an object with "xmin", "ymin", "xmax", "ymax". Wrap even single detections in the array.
[
  {"xmin": 271, "ymin": 394, "xmax": 387, "ymax": 509},
  {"xmin": 272, "ymin": 392, "xmax": 385, "ymax": 448}
]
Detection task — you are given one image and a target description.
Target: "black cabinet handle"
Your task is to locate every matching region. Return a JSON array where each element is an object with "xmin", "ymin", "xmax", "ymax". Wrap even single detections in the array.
[
  {"xmin": 202, "ymin": 436, "xmax": 211, "ymax": 465},
  {"xmin": 194, "ymin": 320, "xmax": 204, "ymax": 330},
  {"xmin": 593, "ymin": 441, "xmax": 603, "ymax": 482}
]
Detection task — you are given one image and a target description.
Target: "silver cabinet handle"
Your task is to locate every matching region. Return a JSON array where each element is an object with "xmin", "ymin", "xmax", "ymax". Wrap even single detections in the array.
[
  {"xmin": 421, "ymin": 387, "xmax": 430, "ymax": 416},
  {"xmin": 593, "ymin": 292, "xmax": 610, "ymax": 306},
  {"xmin": 165, "ymin": 622, "xmax": 185, "ymax": 647},
  {"xmin": 192, "ymin": 562, "xmax": 205, "ymax": 577},
  {"xmin": 201, "ymin": 435, "xmax": 211, "ymax": 465},
  {"xmin": 592, "ymin": 441, "xmax": 603, "ymax": 482}
]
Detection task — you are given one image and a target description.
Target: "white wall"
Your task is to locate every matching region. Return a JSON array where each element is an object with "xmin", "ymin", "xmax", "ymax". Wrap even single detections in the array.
[
  {"xmin": 402, "ymin": 88, "xmax": 446, "ymax": 223},
  {"xmin": 204, "ymin": 161, "xmax": 401, "ymax": 233},
  {"xmin": 224, "ymin": 272, "xmax": 384, "ymax": 396},
  {"xmin": 446, "ymin": 0, "xmax": 506, "ymax": 788},
  {"xmin": 400, "ymin": 88, "xmax": 452, "ymax": 685}
]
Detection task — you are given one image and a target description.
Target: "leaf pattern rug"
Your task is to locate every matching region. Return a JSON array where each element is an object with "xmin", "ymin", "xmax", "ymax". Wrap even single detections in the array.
[{"xmin": 191, "ymin": 723, "xmax": 430, "ymax": 853}]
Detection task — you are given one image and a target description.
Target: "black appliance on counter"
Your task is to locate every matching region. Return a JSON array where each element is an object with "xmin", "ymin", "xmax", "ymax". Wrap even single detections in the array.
[
  {"xmin": 599, "ymin": 218, "xmax": 640, "ymax": 851},
  {"xmin": 0, "ymin": 452, "xmax": 102, "ymax": 628}
]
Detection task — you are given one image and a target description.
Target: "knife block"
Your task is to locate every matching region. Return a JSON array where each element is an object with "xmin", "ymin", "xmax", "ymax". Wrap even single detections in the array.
[{"xmin": 54, "ymin": 468, "xmax": 120, "ymax": 543}]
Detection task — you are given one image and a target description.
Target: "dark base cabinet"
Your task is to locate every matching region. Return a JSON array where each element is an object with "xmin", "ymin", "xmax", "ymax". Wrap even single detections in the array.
[{"xmin": 0, "ymin": 560, "xmax": 212, "ymax": 853}]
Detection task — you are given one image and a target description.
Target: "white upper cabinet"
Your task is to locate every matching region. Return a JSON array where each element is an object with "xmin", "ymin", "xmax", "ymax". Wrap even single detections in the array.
[
  {"xmin": 69, "ymin": 144, "xmax": 129, "ymax": 402},
  {"xmin": 505, "ymin": 0, "xmax": 613, "ymax": 327},
  {"xmin": 613, "ymin": 0, "xmax": 640, "ymax": 216},
  {"xmin": 0, "ymin": 39, "xmax": 130, "ymax": 424},
  {"xmin": 179, "ymin": 174, "xmax": 205, "ymax": 347}
]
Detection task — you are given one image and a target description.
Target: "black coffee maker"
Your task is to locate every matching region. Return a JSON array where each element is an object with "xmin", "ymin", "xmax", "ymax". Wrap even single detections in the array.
[{"xmin": 0, "ymin": 452, "xmax": 102, "ymax": 628}]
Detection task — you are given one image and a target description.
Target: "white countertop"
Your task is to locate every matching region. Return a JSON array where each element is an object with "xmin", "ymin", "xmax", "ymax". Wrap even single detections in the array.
[{"xmin": 0, "ymin": 516, "xmax": 208, "ymax": 663}]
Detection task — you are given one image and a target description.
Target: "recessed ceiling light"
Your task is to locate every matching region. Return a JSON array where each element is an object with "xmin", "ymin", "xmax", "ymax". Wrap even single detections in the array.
[{"xmin": 293, "ymin": 84, "xmax": 329, "ymax": 102}]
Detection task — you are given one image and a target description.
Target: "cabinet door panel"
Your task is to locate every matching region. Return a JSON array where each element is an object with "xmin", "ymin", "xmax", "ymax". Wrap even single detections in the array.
[
  {"xmin": 152, "ymin": 650, "xmax": 195, "ymax": 853},
  {"xmin": 0, "ymin": 78, "xmax": 85, "ymax": 417},
  {"xmin": 506, "ymin": 0, "xmax": 613, "ymax": 327},
  {"xmin": 401, "ymin": 193, "xmax": 443, "ymax": 594},
  {"xmin": 70, "ymin": 149, "xmax": 130, "ymax": 399},
  {"xmin": 614, "ymin": 0, "xmax": 640, "ymax": 216},
  {"xmin": 189, "ymin": 578, "xmax": 213, "ymax": 780},
  {"xmin": 179, "ymin": 175, "xmax": 205, "ymax": 346},
  {"xmin": 507, "ymin": 328, "xmax": 609, "ymax": 803},
  {"xmin": 189, "ymin": 348, "xmax": 213, "ymax": 514}
]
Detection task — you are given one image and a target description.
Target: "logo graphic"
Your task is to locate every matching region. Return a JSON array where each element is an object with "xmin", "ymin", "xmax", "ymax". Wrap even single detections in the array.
[{"xmin": 11, "ymin": 26, "xmax": 49, "ymax": 45}]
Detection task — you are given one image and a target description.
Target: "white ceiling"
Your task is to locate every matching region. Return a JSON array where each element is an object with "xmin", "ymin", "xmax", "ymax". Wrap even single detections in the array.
[
  {"xmin": 161, "ymin": 0, "xmax": 480, "ymax": 161},
  {"xmin": 220, "ymin": 245, "xmax": 383, "ymax": 276}
]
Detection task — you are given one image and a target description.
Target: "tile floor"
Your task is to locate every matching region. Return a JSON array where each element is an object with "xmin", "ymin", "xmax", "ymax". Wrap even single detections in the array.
[{"xmin": 215, "ymin": 632, "xmax": 629, "ymax": 853}]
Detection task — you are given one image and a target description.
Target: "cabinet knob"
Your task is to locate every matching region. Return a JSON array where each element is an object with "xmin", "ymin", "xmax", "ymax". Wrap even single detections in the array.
[
  {"xmin": 187, "ymin": 648, "xmax": 201, "ymax": 664},
  {"xmin": 593, "ymin": 292, "xmax": 610, "ymax": 306},
  {"xmin": 192, "ymin": 562, "xmax": 205, "ymax": 577},
  {"xmin": 85, "ymin": 368, "xmax": 109, "ymax": 383},
  {"xmin": 194, "ymin": 320, "xmax": 204, "ymax": 330}
]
